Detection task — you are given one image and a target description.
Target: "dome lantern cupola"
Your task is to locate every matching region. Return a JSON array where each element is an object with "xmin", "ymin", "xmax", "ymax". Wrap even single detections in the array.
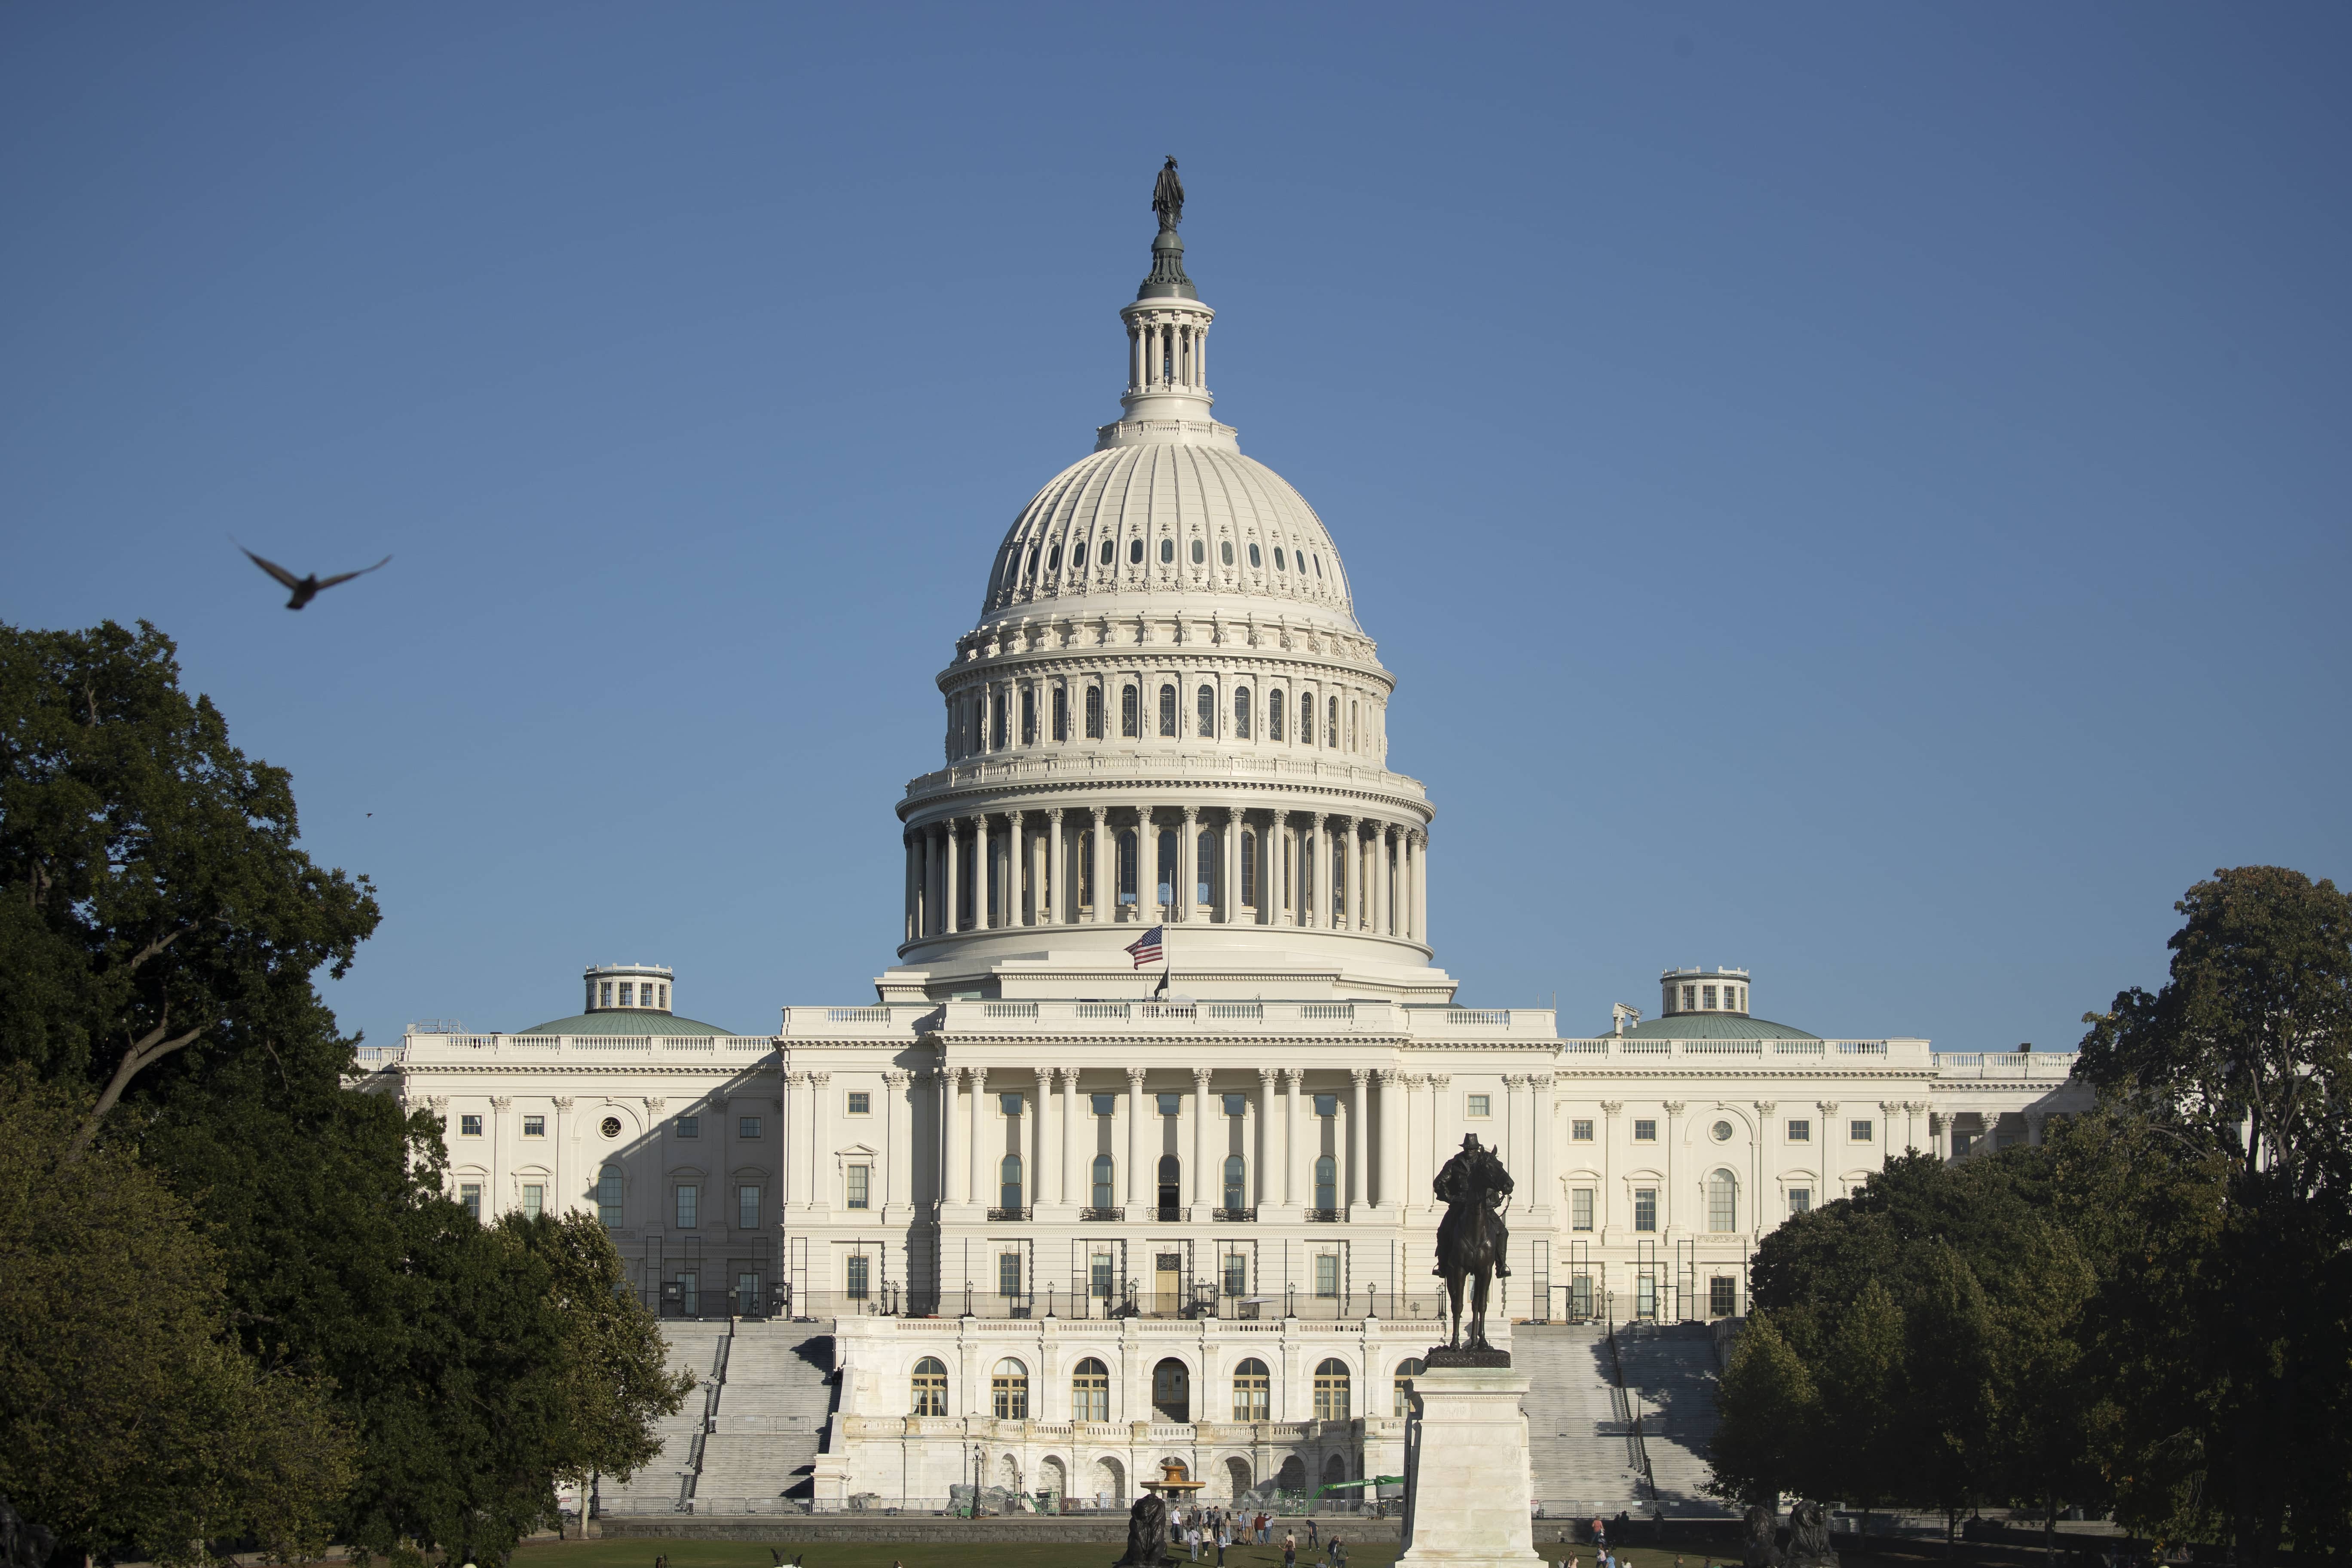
[
  {"xmin": 584, "ymin": 962, "xmax": 675, "ymax": 1015},
  {"xmin": 1661, "ymin": 966, "xmax": 1751, "ymax": 1018}
]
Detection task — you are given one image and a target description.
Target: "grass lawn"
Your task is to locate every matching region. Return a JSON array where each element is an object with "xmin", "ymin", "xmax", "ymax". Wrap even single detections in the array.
[{"xmin": 514, "ymin": 1540, "xmax": 1715, "ymax": 1568}]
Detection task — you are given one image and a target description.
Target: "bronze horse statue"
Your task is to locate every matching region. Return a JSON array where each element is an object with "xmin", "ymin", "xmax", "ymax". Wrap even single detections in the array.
[{"xmin": 1431, "ymin": 1134, "xmax": 1513, "ymax": 1352}]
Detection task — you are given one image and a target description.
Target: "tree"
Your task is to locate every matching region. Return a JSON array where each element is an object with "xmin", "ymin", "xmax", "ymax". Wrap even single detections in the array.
[
  {"xmin": 0, "ymin": 621, "xmax": 380, "ymax": 1156},
  {"xmin": 1904, "ymin": 1242, "xmax": 1998, "ymax": 1546},
  {"xmin": 0, "ymin": 1075, "xmax": 355, "ymax": 1562},
  {"xmin": 2079, "ymin": 867, "xmax": 2352, "ymax": 1562},
  {"xmin": 1813, "ymin": 1279, "xmax": 1908, "ymax": 1521},
  {"xmin": 518, "ymin": 1212, "xmax": 697, "ymax": 1493},
  {"xmin": 1709, "ymin": 1312, "xmax": 1821, "ymax": 1506}
]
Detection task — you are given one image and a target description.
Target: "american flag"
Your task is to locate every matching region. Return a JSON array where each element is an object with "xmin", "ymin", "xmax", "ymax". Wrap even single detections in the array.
[{"xmin": 1124, "ymin": 926, "xmax": 1165, "ymax": 968}]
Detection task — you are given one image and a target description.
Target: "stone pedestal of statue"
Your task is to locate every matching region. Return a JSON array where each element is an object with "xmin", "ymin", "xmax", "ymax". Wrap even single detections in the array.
[{"xmin": 1398, "ymin": 1365, "xmax": 1545, "ymax": 1568}]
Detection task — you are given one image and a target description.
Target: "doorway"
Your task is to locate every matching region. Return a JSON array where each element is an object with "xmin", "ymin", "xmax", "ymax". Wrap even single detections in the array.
[
  {"xmin": 1153, "ymin": 1251, "xmax": 1182, "ymax": 1316},
  {"xmin": 1152, "ymin": 1357, "xmax": 1191, "ymax": 1423}
]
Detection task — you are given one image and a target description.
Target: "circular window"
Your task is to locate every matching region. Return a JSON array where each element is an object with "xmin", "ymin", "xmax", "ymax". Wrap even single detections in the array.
[
  {"xmin": 1712, "ymin": 1120, "xmax": 1734, "ymax": 1142},
  {"xmin": 1161, "ymin": 537, "xmax": 1176, "ymax": 564},
  {"xmin": 1248, "ymin": 542, "xmax": 1262, "ymax": 567},
  {"xmin": 1274, "ymin": 547, "xmax": 1286, "ymax": 571},
  {"xmin": 1129, "ymin": 538, "xmax": 1144, "ymax": 564},
  {"xmin": 1220, "ymin": 540, "xmax": 1234, "ymax": 566},
  {"xmin": 600, "ymin": 1116, "xmax": 622, "ymax": 1139},
  {"xmin": 1190, "ymin": 538, "xmax": 1204, "ymax": 565}
]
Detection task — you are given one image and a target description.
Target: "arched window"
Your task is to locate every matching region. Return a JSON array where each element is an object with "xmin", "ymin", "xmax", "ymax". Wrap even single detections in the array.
[
  {"xmin": 1020, "ymin": 688, "xmax": 1036, "ymax": 746},
  {"xmin": 1000, "ymin": 1155, "xmax": 1024, "ymax": 1212},
  {"xmin": 1326, "ymin": 695, "xmax": 1339, "ymax": 747},
  {"xmin": 1314, "ymin": 1155, "xmax": 1337, "ymax": 1211},
  {"xmin": 1274, "ymin": 546, "xmax": 1287, "ymax": 571},
  {"xmin": 1121, "ymin": 684, "xmax": 1139, "ymax": 738},
  {"xmin": 992, "ymin": 693, "xmax": 1008, "ymax": 750},
  {"xmin": 1051, "ymin": 686, "xmax": 1067, "ymax": 741},
  {"xmin": 1314, "ymin": 553, "xmax": 1323, "ymax": 577},
  {"xmin": 597, "ymin": 1164, "xmax": 623, "ymax": 1227},
  {"xmin": 1130, "ymin": 537, "xmax": 1144, "ymax": 564},
  {"xmin": 1159, "ymin": 686, "xmax": 1177, "ymax": 737},
  {"xmin": 1087, "ymin": 685, "xmax": 1104, "ymax": 739},
  {"xmin": 1072, "ymin": 1357, "xmax": 1110, "ymax": 1423},
  {"xmin": 1191, "ymin": 538, "xmax": 1205, "ymax": 565},
  {"xmin": 911, "ymin": 1356, "xmax": 947, "ymax": 1415},
  {"xmin": 1268, "ymin": 689, "xmax": 1284, "ymax": 740},
  {"xmin": 1196, "ymin": 685, "xmax": 1215, "ymax": 737},
  {"xmin": 1234, "ymin": 687, "xmax": 1252, "ymax": 738},
  {"xmin": 1092, "ymin": 1155, "xmax": 1115, "ymax": 1210},
  {"xmin": 1157, "ymin": 1155, "xmax": 1182, "ymax": 1215},
  {"xmin": 1393, "ymin": 1357, "xmax": 1425, "ymax": 1416},
  {"xmin": 992, "ymin": 1358, "xmax": 1030, "ymax": 1419},
  {"xmin": 1024, "ymin": 545, "xmax": 1038, "ymax": 577},
  {"xmin": 1302, "ymin": 696, "xmax": 1316, "ymax": 747},
  {"xmin": 1047, "ymin": 544, "xmax": 1060, "ymax": 572},
  {"xmin": 1247, "ymin": 542, "xmax": 1261, "ymax": 568},
  {"xmin": 1223, "ymin": 1155, "xmax": 1246, "ymax": 1210},
  {"xmin": 1708, "ymin": 1169, "xmax": 1739, "ymax": 1232},
  {"xmin": 1100, "ymin": 537, "xmax": 1115, "ymax": 566},
  {"xmin": 1221, "ymin": 539, "xmax": 1235, "ymax": 566},
  {"xmin": 1240, "ymin": 830, "xmax": 1257, "ymax": 907},
  {"xmin": 1160, "ymin": 537, "xmax": 1175, "ymax": 564},
  {"xmin": 1232, "ymin": 1357, "xmax": 1270, "ymax": 1421},
  {"xmin": 1117, "ymin": 829, "xmax": 1138, "ymax": 905},
  {"xmin": 1313, "ymin": 1359, "xmax": 1351, "ymax": 1421}
]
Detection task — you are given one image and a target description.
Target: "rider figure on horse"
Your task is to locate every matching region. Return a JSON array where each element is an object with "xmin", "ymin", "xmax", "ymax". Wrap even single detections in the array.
[{"xmin": 1433, "ymin": 1134, "xmax": 1513, "ymax": 1279}]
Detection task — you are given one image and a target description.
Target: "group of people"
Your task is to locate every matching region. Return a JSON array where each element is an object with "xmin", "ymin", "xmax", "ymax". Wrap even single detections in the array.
[{"xmin": 1160, "ymin": 1505, "xmax": 1346, "ymax": 1568}]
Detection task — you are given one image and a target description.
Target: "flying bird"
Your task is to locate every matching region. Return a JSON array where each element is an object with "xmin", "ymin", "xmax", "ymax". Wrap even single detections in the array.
[{"xmin": 236, "ymin": 543, "xmax": 392, "ymax": 609}]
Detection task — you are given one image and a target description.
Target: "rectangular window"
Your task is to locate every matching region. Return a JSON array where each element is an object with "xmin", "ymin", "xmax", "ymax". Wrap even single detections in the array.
[
  {"xmin": 522, "ymin": 1114, "xmax": 545, "ymax": 1137},
  {"xmin": 1222, "ymin": 1253, "xmax": 1246, "ymax": 1297},
  {"xmin": 1681, "ymin": 985, "xmax": 1695, "ymax": 1011},
  {"xmin": 1571, "ymin": 1118, "xmax": 1594, "ymax": 1141},
  {"xmin": 1314, "ymin": 1094, "xmax": 1338, "ymax": 1118},
  {"xmin": 738, "ymin": 1115, "xmax": 761, "ymax": 1139},
  {"xmin": 677, "ymin": 1271, "xmax": 698, "ymax": 1316},
  {"xmin": 597, "ymin": 1166, "xmax": 622, "ymax": 1226},
  {"xmin": 1788, "ymin": 1188, "xmax": 1812, "ymax": 1218},
  {"xmin": 459, "ymin": 1182, "xmax": 482, "ymax": 1220},
  {"xmin": 459, "ymin": 1114, "xmax": 483, "ymax": 1136},
  {"xmin": 1787, "ymin": 1119, "xmax": 1811, "ymax": 1142},
  {"xmin": 619, "ymin": 983, "xmax": 634, "ymax": 1006},
  {"xmin": 847, "ymin": 1091, "xmax": 871, "ymax": 1116},
  {"xmin": 738, "ymin": 1271, "xmax": 762, "ymax": 1313},
  {"xmin": 676, "ymin": 1115, "xmax": 700, "ymax": 1138},
  {"xmin": 1709, "ymin": 1276, "xmax": 1738, "ymax": 1318},
  {"xmin": 1633, "ymin": 1118, "xmax": 1657, "ymax": 1142},
  {"xmin": 1466, "ymin": 1093, "xmax": 1491, "ymax": 1119},
  {"xmin": 1314, "ymin": 1253, "xmax": 1339, "ymax": 1297},
  {"xmin": 996, "ymin": 1093, "xmax": 1021, "ymax": 1117},
  {"xmin": 600, "ymin": 981, "xmax": 614, "ymax": 1007},
  {"xmin": 1157, "ymin": 1093, "xmax": 1182, "ymax": 1117},
  {"xmin": 1090, "ymin": 1252, "xmax": 1115, "ymax": 1298},
  {"xmin": 522, "ymin": 1183, "xmax": 544, "ymax": 1219},
  {"xmin": 675, "ymin": 1185, "xmax": 698, "ymax": 1228},
  {"xmin": 845, "ymin": 1254, "xmax": 870, "ymax": 1300},
  {"xmin": 1850, "ymin": 1119, "xmax": 1874, "ymax": 1143},
  {"xmin": 1703, "ymin": 985, "xmax": 1717, "ymax": 1009},
  {"xmin": 847, "ymin": 1164, "xmax": 870, "ymax": 1209},
  {"xmin": 998, "ymin": 1252, "xmax": 1022, "ymax": 1298},
  {"xmin": 1634, "ymin": 1188, "xmax": 1658, "ymax": 1232},
  {"xmin": 1092, "ymin": 1093, "xmax": 1117, "ymax": 1117},
  {"xmin": 1222, "ymin": 1093, "xmax": 1247, "ymax": 1118},
  {"xmin": 1572, "ymin": 1188, "xmax": 1594, "ymax": 1231},
  {"xmin": 738, "ymin": 1185, "xmax": 760, "ymax": 1229}
]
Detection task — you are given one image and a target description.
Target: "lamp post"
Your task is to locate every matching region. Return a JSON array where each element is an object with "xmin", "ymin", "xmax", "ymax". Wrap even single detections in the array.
[{"xmin": 971, "ymin": 1442, "xmax": 985, "ymax": 1519}]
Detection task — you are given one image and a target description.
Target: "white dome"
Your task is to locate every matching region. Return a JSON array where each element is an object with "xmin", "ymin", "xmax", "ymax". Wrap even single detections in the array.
[{"xmin": 980, "ymin": 442, "xmax": 1357, "ymax": 628}]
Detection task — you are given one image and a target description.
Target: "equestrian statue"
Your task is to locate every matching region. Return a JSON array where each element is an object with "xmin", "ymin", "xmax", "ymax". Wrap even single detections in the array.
[{"xmin": 1431, "ymin": 1133, "xmax": 1513, "ymax": 1357}]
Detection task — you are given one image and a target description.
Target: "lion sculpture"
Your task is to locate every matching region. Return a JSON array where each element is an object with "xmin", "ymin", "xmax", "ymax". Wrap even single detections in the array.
[
  {"xmin": 1741, "ymin": 1503, "xmax": 1783, "ymax": 1568},
  {"xmin": 1785, "ymin": 1499, "xmax": 1839, "ymax": 1568}
]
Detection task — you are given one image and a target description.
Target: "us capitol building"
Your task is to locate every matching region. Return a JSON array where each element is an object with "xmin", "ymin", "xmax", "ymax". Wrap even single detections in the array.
[{"xmin": 363, "ymin": 178, "xmax": 2087, "ymax": 1514}]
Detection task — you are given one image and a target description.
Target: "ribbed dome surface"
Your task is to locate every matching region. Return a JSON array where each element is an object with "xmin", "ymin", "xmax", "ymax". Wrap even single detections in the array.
[{"xmin": 981, "ymin": 443, "xmax": 1357, "ymax": 625}]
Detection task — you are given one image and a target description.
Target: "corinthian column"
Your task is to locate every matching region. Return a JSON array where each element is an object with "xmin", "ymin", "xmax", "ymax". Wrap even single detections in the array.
[
  {"xmin": 1045, "ymin": 808, "xmax": 1064, "ymax": 925},
  {"xmin": 1090, "ymin": 805, "xmax": 1111, "ymax": 925},
  {"xmin": 944, "ymin": 1067, "xmax": 967, "ymax": 1205},
  {"xmin": 1008, "ymin": 810, "xmax": 1026, "ymax": 927},
  {"xmin": 1223, "ymin": 806, "xmax": 1243, "ymax": 923},
  {"xmin": 944, "ymin": 820, "xmax": 961, "ymax": 934}
]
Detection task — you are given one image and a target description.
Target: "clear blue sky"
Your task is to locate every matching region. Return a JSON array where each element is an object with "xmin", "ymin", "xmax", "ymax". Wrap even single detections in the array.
[{"xmin": 5, "ymin": 4, "xmax": 2347, "ymax": 1050}]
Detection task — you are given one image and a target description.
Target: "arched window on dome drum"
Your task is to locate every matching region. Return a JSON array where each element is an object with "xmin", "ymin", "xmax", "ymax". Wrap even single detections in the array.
[
  {"xmin": 1020, "ymin": 688, "xmax": 1035, "ymax": 746},
  {"xmin": 1160, "ymin": 537, "xmax": 1175, "ymax": 565},
  {"xmin": 1708, "ymin": 1169, "xmax": 1739, "ymax": 1233},
  {"xmin": 1240, "ymin": 830, "xmax": 1257, "ymax": 908},
  {"xmin": 1190, "ymin": 538, "xmax": 1204, "ymax": 565},
  {"xmin": 1101, "ymin": 537, "xmax": 1115, "ymax": 567},
  {"xmin": 1156, "ymin": 830, "xmax": 1177, "ymax": 909},
  {"xmin": 1121, "ymin": 685, "xmax": 1139, "ymax": 738},
  {"xmin": 992, "ymin": 692, "xmax": 1008, "ymax": 751},
  {"xmin": 1234, "ymin": 687, "xmax": 1251, "ymax": 738},
  {"xmin": 1326, "ymin": 696, "xmax": 1339, "ymax": 747},
  {"xmin": 1196, "ymin": 686, "xmax": 1215, "ymax": 738},
  {"xmin": 911, "ymin": 1357, "xmax": 948, "ymax": 1416},
  {"xmin": 1196, "ymin": 829, "xmax": 1217, "ymax": 906},
  {"xmin": 1086, "ymin": 686, "xmax": 1104, "ymax": 739},
  {"xmin": 1051, "ymin": 686, "xmax": 1067, "ymax": 741},
  {"xmin": 1117, "ymin": 830, "xmax": 1138, "ymax": 906},
  {"xmin": 1092, "ymin": 1155, "xmax": 1115, "ymax": 1210},
  {"xmin": 1158, "ymin": 686, "xmax": 1177, "ymax": 738},
  {"xmin": 1268, "ymin": 689, "xmax": 1284, "ymax": 741},
  {"xmin": 1349, "ymin": 701, "xmax": 1358, "ymax": 752}
]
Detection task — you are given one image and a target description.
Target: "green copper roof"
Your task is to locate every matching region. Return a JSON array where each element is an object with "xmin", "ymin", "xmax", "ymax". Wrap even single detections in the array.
[
  {"xmin": 514, "ymin": 1009, "xmax": 745, "ymax": 1037},
  {"xmin": 1613, "ymin": 1013, "xmax": 1819, "ymax": 1041}
]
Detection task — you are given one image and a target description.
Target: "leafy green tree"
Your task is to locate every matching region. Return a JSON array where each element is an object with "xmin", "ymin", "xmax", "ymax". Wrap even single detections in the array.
[
  {"xmin": 518, "ymin": 1212, "xmax": 698, "ymax": 1493},
  {"xmin": 2079, "ymin": 867, "xmax": 2352, "ymax": 1562},
  {"xmin": 0, "ymin": 1075, "xmax": 356, "ymax": 1562},
  {"xmin": 1708, "ymin": 1311, "xmax": 1821, "ymax": 1506},
  {"xmin": 1904, "ymin": 1241, "xmax": 1998, "ymax": 1545},
  {"xmin": 1813, "ymin": 1278, "xmax": 1908, "ymax": 1521}
]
